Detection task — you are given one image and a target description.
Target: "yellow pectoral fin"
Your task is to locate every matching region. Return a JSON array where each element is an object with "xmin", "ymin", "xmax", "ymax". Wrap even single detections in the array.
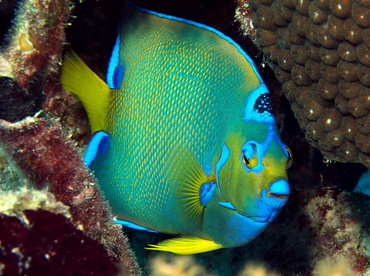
[
  {"xmin": 169, "ymin": 148, "xmax": 215, "ymax": 225},
  {"xmin": 146, "ymin": 236, "xmax": 223, "ymax": 254}
]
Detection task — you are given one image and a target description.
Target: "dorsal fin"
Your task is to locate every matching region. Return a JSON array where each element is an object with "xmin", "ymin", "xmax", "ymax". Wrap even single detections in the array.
[
  {"xmin": 60, "ymin": 49, "xmax": 110, "ymax": 133},
  {"xmin": 146, "ymin": 236, "xmax": 223, "ymax": 254}
]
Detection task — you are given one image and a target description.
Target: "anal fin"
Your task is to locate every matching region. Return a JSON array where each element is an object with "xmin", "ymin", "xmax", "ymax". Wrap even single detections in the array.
[{"xmin": 146, "ymin": 236, "xmax": 223, "ymax": 254}]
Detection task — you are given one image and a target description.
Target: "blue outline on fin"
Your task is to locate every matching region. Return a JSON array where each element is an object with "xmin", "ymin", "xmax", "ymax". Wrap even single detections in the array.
[
  {"xmin": 107, "ymin": 30, "xmax": 123, "ymax": 89},
  {"xmin": 84, "ymin": 131, "xmax": 110, "ymax": 166},
  {"xmin": 126, "ymin": 0, "xmax": 262, "ymax": 81},
  {"xmin": 114, "ymin": 219, "xmax": 159, "ymax": 233}
]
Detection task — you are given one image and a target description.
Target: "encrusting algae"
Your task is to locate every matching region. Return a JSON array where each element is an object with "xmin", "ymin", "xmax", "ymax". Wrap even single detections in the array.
[{"xmin": 0, "ymin": 0, "xmax": 140, "ymax": 274}]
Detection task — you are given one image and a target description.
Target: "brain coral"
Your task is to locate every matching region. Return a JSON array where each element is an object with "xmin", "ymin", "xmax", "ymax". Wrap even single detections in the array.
[{"xmin": 243, "ymin": 0, "xmax": 370, "ymax": 168}]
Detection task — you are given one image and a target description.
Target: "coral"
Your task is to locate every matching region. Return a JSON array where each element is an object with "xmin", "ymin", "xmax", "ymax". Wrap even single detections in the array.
[
  {"xmin": 235, "ymin": 0, "xmax": 255, "ymax": 37},
  {"xmin": 0, "ymin": 187, "xmax": 71, "ymax": 223},
  {"xmin": 313, "ymin": 257, "xmax": 356, "ymax": 276},
  {"xmin": 0, "ymin": 147, "xmax": 21, "ymax": 191},
  {"xmin": 237, "ymin": 0, "xmax": 370, "ymax": 168},
  {"xmin": 238, "ymin": 262, "xmax": 279, "ymax": 276},
  {"xmin": 0, "ymin": 0, "xmax": 69, "ymax": 122},
  {"xmin": 0, "ymin": 117, "xmax": 141, "ymax": 275},
  {"xmin": 1, "ymin": 0, "xmax": 367, "ymax": 275},
  {"xmin": 0, "ymin": 210, "xmax": 120, "ymax": 276},
  {"xmin": 0, "ymin": 0, "xmax": 141, "ymax": 274},
  {"xmin": 147, "ymin": 252, "xmax": 214, "ymax": 276}
]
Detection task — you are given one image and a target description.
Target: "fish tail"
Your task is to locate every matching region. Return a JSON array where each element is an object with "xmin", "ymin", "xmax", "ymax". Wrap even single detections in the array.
[{"xmin": 60, "ymin": 49, "xmax": 110, "ymax": 133}]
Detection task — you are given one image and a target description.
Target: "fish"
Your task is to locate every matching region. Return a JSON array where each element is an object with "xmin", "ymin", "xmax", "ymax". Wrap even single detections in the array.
[{"xmin": 60, "ymin": 2, "xmax": 292, "ymax": 254}]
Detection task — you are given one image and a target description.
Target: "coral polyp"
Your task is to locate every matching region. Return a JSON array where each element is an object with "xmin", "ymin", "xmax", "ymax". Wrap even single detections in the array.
[{"xmin": 239, "ymin": 0, "xmax": 370, "ymax": 168}]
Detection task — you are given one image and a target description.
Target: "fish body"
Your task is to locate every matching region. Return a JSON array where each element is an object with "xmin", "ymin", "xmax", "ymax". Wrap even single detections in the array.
[{"xmin": 61, "ymin": 3, "xmax": 291, "ymax": 254}]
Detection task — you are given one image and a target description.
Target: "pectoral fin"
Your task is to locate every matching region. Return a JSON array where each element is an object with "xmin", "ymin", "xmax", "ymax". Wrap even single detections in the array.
[
  {"xmin": 169, "ymin": 148, "xmax": 215, "ymax": 224},
  {"xmin": 146, "ymin": 236, "xmax": 223, "ymax": 254}
]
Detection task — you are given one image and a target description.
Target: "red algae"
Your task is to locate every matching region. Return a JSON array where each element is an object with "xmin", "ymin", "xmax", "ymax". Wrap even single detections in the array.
[
  {"xmin": 0, "ymin": 0, "xmax": 140, "ymax": 274},
  {"xmin": 0, "ymin": 117, "xmax": 141, "ymax": 275},
  {"xmin": 0, "ymin": 210, "xmax": 119, "ymax": 276}
]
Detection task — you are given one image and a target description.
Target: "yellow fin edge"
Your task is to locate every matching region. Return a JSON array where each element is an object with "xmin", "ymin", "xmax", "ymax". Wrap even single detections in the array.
[
  {"xmin": 146, "ymin": 236, "xmax": 223, "ymax": 254},
  {"xmin": 60, "ymin": 49, "xmax": 110, "ymax": 133}
]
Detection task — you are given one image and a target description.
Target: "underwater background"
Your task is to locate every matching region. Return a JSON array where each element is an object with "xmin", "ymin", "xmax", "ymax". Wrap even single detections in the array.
[{"xmin": 0, "ymin": 0, "xmax": 369, "ymax": 275}]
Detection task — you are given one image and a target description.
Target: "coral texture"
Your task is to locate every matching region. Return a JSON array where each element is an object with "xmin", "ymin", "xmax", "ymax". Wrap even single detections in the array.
[
  {"xmin": 0, "ymin": 187, "xmax": 71, "ymax": 222},
  {"xmin": 0, "ymin": 0, "xmax": 68, "ymax": 122},
  {"xmin": 147, "ymin": 252, "xmax": 215, "ymax": 276},
  {"xmin": 0, "ymin": 117, "xmax": 141, "ymax": 275},
  {"xmin": 0, "ymin": 210, "xmax": 120, "ymax": 276},
  {"xmin": 0, "ymin": 0, "xmax": 141, "ymax": 274},
  {"xmin": 239, "ymin": 0, "xmax": 370, "ymax": 168}
]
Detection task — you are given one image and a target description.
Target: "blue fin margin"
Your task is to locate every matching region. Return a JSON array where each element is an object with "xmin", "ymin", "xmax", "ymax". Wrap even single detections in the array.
[
  {"xmin": 114, "ymin": 219, "xmax": 159, "ymax": 233},
  {"xmin": 84, "ymin": 131, "xmax": 110, "ymax": 166},
  {"xmin": 107, "ymin": 29, "xmax": 125, "ymax": 89}
]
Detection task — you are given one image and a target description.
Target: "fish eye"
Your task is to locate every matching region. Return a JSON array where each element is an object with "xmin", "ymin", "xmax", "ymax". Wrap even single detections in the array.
[
  {"xmin": 286, "ymin": 146, "xmax": 293, "ymax": 169},
  {"xmin": 241, "ymin": 143, "xmax": 258, "ymax": 169},
  {"xmin": 242, "ymin": 154, "xmax": 250, "ymax": 167}
]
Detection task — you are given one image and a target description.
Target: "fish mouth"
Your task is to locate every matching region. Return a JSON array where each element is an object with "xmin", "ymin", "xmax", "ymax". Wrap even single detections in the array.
[{"xmin": 267, "ymin": 191, "xmax": 289, "ymax": 199}]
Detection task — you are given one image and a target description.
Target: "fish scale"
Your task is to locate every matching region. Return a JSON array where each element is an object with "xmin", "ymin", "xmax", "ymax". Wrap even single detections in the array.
[{"xmin": 103, "ymin": 42, "xmax": 247, "ymax": 229}]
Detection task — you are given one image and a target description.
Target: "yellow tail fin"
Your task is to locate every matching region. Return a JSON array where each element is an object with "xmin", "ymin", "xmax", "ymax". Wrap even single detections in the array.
[{"xmin": 60, "ymin": 49, "xmax": 110, "ymax": 133}]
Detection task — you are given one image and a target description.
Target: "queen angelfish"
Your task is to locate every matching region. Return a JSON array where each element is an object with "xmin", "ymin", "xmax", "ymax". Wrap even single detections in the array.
[{"xmin": 60, "ymin": 2, "xmax": 292, "ymax": 254}]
